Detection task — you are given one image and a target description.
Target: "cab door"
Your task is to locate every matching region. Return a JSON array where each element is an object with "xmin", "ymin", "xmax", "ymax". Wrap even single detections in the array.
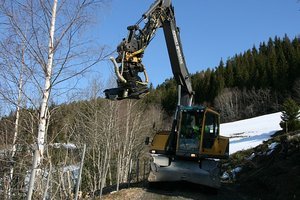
[
  {"xmin": 176, "ymin": 110, "xmax": 203, "ymax": 157},
  {"xmin": 200, "ymin": 110, "xmax": 229, "ymax": 158}
]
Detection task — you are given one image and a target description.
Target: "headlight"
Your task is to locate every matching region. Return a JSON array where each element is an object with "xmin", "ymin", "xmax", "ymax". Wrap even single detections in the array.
[{"xmin": 151, "ymin": 150, "xmax": 156, "ymax": 154}]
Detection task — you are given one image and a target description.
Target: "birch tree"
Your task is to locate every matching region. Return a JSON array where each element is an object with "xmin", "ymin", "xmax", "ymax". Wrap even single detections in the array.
[
  {"xmin": 0, "ymin": 0, "xmax": 108, "ymax": 198},
  {"xmin": 0, "ymin": 28, "xmax": 31, "ymax": 199},
  {"xmin": 114, "ymin": 100, "xmax": 164, "ymax": 190},
  {"xmin": 75, "ymin": 97, "xmax": 119, "ymax": 198},
  {"xmin": 26, "ymin": 1, "xmax": 58, "ymax": 198},
  {"xmin": 6, "ymin": 48, "xmax": 25, "ymax": 200}
]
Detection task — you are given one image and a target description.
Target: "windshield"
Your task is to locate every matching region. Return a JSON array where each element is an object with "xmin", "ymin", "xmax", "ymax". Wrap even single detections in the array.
[{"xmin": 178, "ymin": 110, "xmax": 203, "ymax": 154}]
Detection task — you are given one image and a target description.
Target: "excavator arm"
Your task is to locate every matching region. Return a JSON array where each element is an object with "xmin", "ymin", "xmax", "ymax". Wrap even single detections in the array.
[{"xmin": 104, "ymin": 0, "xmax": 193, "ymax": 105}]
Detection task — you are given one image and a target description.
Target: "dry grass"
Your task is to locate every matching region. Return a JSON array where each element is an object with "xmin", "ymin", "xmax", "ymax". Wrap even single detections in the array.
[{"xmin": 99, "ymin": 188, "xmax": 145, "ymax": 200}]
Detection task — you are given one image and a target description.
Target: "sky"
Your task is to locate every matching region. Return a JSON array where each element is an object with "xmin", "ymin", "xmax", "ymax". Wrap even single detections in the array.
[{"xmin": 93, "ymin": 0, "xmax": 300, "ymax": 88}]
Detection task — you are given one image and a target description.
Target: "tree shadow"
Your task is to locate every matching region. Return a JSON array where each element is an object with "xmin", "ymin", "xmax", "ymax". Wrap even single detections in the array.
[{"xmin": 230, "ymin": 131, "xmax": 276, "ymax": 144}]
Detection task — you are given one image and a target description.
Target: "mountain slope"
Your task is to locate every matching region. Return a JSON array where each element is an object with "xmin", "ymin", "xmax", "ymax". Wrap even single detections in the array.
[{"xmin": 223, "ymin": 130, "xmax": 300, "ymax": 200}]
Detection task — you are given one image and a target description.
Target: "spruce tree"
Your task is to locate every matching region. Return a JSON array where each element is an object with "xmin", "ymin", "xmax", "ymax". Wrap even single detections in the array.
[{"xmin": 280, "ymin": 98, "xmax": 300, "ymax": 132}]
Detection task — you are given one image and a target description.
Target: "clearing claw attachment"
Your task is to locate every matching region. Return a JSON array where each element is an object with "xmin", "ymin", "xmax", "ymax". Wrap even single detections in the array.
[
  {"xmin": 104, "ymin": 1, "xmax": 163, "ymax": 100},
  {"xmin": 104, "ymin": 55, "xmax": 149, "ymax": 100}
]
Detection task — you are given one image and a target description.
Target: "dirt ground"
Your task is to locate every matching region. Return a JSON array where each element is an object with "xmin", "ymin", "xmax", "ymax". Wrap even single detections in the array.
[{"xmin": 100, "ymin": 182, "xmax": 253, "ymax": 200}]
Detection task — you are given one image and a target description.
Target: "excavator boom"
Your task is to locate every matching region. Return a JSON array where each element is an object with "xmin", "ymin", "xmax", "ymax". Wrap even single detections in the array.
[
  {"xmin": 104, "ymin": 0, "xmax": 229, "ymax": 188},
  {"xmin": 104, "ymin": 0, "xmax": 193, "ymax": 105}
]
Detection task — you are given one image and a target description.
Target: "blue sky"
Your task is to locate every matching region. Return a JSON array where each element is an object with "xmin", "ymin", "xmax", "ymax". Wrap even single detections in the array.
[{"xmin": 94, "ymin": 0, "xmax": 300, "ymax": 88}]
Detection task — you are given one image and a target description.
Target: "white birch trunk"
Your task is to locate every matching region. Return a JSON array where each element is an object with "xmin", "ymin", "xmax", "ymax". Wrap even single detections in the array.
[
  {"xmin": 121, "ymin": 101, "xmax": 130, "ymax": 183},
  {"xmin": 8, "ymin": 46, "xmax": 25, "ymax": 200},
  {"xmin": 116, "ymin": 150, "xmax": 121, "ymax": 191},
  {"xmin": 8, "ymin": 73, "xmax": 22, "ymax": 199},
  {"xmin": 74, "ymin": 144, "xmax": 86, "ymax": 200},
  {"xmin": 27, "ymin": 1, "xmax": 58, "ymax": 199}
]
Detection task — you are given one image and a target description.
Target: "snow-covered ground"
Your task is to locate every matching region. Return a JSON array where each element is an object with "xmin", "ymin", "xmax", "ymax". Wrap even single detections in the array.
[{"xmin": 220, "ymin": 112, "xmax": 282, "ymax": 154}]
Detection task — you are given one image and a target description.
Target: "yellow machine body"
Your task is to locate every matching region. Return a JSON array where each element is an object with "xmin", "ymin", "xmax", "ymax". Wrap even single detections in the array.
[{"xmin": 148, "ymin": 106, "xmax": 229, "ymax": 188}]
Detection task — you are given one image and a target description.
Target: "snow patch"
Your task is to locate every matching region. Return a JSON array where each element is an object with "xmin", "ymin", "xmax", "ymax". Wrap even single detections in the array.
[
  {"xmin": 221, "ymin": 171, "xmax": 230, "ymax": 180},
  {"xmin": 231, "ymin": 166, "xmax": 242, "ymax": 174},
  {"xmin": 268, "ymin": 142, "xmax": 279, "ymax": 150},
  {"xmin": 221, "ymin": 166, "xmax": 243, "ymax": 181},
  {"xmin": 231, "ymin": 167, "xmax": 242, "ymax": 179},
  {"xmin": 220, "ymin": 112, "xmax": 282, "ymax": 154},
  {"xmin": 49, "ymin": 143, "xmax": 77, "ymax": 149},
  {"xmin": 265, "ymin": 142, "xmax": 279, "ymax": 155},
  {"xmin": 246, "ymin": 153, "xmax": 256, "ymax": 160}
]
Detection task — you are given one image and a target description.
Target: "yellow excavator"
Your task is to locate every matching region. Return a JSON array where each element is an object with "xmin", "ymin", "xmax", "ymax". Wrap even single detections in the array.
[{"xmin": 104, "ymin": 0, "xmax": 229, "ymax": 188}]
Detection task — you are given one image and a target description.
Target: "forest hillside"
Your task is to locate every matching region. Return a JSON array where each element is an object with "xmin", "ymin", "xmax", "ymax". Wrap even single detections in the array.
[{"xmin": 148, "ymin": 35, "xmax": 300, "ymax": 122}]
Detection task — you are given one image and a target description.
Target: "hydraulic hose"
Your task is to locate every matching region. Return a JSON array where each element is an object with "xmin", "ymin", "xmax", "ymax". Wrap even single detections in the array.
[{"xmin": 110, "ymin": 57, "xmax": 127, "ymax": 83}]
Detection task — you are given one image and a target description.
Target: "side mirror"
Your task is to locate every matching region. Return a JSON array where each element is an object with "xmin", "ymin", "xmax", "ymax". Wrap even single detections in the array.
[{"xmin": 145, "ymin": 137, "xmax": 150, "ymax": 145}]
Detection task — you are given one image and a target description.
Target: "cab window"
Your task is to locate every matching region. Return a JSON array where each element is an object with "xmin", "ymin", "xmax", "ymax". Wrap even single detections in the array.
[
  {"xmin": 178, "ymin": 111, "xmax": 203, "ymax": 152},
  {"xmin": 203, "ymin": 112, "xmax": 219, "ymax": 148}
]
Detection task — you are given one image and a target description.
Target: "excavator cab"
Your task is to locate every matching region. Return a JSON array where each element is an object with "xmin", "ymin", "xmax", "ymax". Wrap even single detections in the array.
[
  {"xmin": 150, "ymin": 106, "xmax": 229, "ymax": 159},
  {"xmin": 177, "ymin": 106, "xmax": 229, "ymax": 159}
]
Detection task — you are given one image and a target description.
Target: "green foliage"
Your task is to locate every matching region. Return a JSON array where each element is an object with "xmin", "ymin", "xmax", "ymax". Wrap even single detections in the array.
[
  {"xmin": 280, "ymin": 98, "xmax": 300, "ymax": 132},
  {"xmin": 156, "ymin": 79, "xmax": 177, "ymax": 115}
]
